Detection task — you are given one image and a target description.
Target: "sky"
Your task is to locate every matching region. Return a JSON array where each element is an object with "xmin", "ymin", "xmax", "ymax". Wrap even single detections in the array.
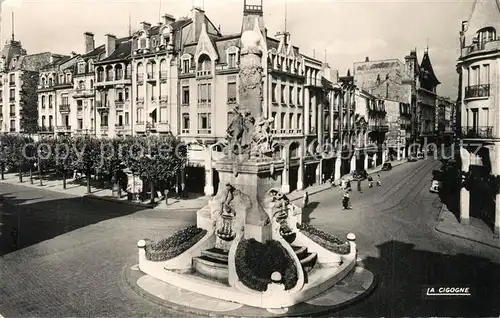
[{"xmin": 0, "ymin": 0, "xmax": 477, "ymax": 99}]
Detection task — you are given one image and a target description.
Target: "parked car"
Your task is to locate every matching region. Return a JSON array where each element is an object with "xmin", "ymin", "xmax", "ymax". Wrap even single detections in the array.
[
  {"xmin": 417, "ymin": 152, "xmax": 425, "ymax": 160},
  {"xmin": 381, "ymin": 162, "xmax": 392, "ymax": 171},
  {"xmin": 430, "ymin": 179, "xmax": 442, "ymax": 193},
  {"xmin": 352, "ymin": 169, "xmax": 368, "ymax": 180},
  {"xmin": 408, "ymin": 156, "xmax": 417, "ymax": 162}
]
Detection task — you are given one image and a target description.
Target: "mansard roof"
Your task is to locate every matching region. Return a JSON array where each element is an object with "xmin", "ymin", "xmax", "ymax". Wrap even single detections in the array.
[
  {"xmin": 419, "ymin": 51, "xmax": 440, "ymax": 86},
  {"xmin": 96, "ymin": 36, "xmax": 133, "ymax": 64}
]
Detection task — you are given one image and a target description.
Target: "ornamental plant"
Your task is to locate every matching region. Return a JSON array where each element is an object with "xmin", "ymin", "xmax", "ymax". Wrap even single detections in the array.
[
  {"xmin": 297, "ymin": 223, "xmax": 351, "ymax": 255},
  {"xmin": 234, "ymin": 239, "xmax": 298, "ymax": 292},
  {"xmin": 144, "ymin": 225, "xmax": 206, "ymax": 261}
]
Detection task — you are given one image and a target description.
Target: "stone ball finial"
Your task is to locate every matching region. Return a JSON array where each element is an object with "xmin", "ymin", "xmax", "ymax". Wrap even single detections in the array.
[
  {"xmin": 137, "ymin": 239, "xmax": 146, "ymax": 248},
  {"xmin": 347, "ymin": 233, "xmax": 356, "ymax": 241},
  {"xmin": 271, "ymin": 272, "xmax": 282, "ymax": 283},
  {"xmin": 241, "ymin": 30, "xmax": 261, "ymax": 49}
]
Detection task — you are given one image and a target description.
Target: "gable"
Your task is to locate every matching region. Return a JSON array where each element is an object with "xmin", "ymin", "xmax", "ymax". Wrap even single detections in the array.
[{"xmin": 195, "ymin": 23, "xmax": 219, "ymax": 61}]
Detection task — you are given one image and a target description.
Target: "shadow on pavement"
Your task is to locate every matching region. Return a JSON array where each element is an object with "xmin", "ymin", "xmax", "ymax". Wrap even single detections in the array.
[
  {"xmin": 0, "ymin": 193, "xmax": 145, "ymax": 257},
  {"xmin": 333, "ymin": 240, "xmax": 500, "ymax": 317},
  {"xmin": 302, "ymin": 202, "xmax": 319, "ymax": 224}
]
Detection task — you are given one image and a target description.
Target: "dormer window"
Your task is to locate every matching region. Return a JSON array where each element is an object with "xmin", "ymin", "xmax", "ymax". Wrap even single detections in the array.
[
  {"xmin": 477, "ymin": 27, "xmax": 496, "ymax": 46},
  {"xmin": 226, "ymin": 46, "xmax": 239, "ymax": 69},
  {"xmin": 48, "ymin": 78, "xmax": 53, "ymax": 86},
  {"xmin": 77, "ymin": 62, "xmax": 86, "ymax": 74},
  {"xmin": 59, "ymin": 74, "xmax": 64, "ymax": 84},
  {"xmin": 66, "ymin": 73, "xmax": 71, "ymax": 83},
  {"xmin": 88, "ymin": 60, "xmax": 94, "ymax": 72},
  {"xmin": 140, "ymin": 38, "xmax": 147, "ymax": 49},
  {"xmin": 181, "ymin": 55, "xmax": 192, "ymax": 74},
  {"xmin": 151, "ymin": 38, "xmax": 157, "ymax": 48}
]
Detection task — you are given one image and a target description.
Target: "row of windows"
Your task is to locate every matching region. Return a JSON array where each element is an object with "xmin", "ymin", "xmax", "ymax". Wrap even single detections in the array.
[
  {"xmin": 180, "ymin": 113, "xmax": 212, "ymax": 134},
  {"xmin": 40, "ymin": 73, "xmax": 73, "ymax": 86},
  {"xmin": 181, "ymin": 52, "xmax": 238, "ymax": 74},
  {"xmin": 467, "ymin": 63, "xmax": 490, "ymax": 86},
  {"xmin": 271, "ymin": 82, "xmax": 303, "ymax": 105}
]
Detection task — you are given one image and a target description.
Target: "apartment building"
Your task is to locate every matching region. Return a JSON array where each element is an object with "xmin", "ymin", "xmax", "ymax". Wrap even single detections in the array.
[
  {"xmin": 0, "ymin": 35, "xmax": 65, "ymax": 134},
  {"xmin": 436, "ymin": 96, "xmax": 455, "ymax": 145},
  {"xmin": 457, "ymin": 0, "xmax": 500, "ymax": 234}
]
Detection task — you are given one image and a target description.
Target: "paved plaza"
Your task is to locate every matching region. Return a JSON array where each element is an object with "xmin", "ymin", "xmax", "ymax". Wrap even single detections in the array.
[{"xmin": 0, "ymin": 159, "xmax": 499, "ymax": 316}]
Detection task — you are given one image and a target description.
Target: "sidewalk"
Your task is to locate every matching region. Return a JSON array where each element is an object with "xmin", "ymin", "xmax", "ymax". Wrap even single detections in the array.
[
  {"xmin": 435, "ymin": 204, "xmax": 500, "ymax": 249},
  {"xmin": 0, "ymin": 173, "xmax": 209, "ymax": 211},
  {"xmin": 287, "ymin": 159, "xmax": 408, "ymax": 204}
]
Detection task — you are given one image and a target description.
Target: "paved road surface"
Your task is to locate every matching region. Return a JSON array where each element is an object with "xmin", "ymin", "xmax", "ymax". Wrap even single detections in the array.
[{"xmin": 0, "ymin": 159, "xmax": 498, "ymax": 317}]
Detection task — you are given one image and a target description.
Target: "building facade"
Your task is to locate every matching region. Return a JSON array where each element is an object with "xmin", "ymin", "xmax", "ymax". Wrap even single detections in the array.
[
  {"xmin": 436, "ymin": 96, "xmax": 455, "ymax": 145},
  {"xmin": 0, "ymin": 36, "xmax": 65, "ymax": 134},
  {"xmin": 33, "ymin": 2, "xmax": 391, "ymax": 196},
  {"xmin": 457, "ymin": 0, "xmax": 500, "ymax": 234}
]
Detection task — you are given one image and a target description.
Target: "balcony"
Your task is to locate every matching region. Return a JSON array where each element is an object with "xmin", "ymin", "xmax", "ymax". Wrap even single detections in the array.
[
  {"xmin": 9, "ymin": 112, "xmax": 15, "ymax": 117},
  {"xmin": 197, "ymin": 128, "xmax": 212, "ymax": 134},
  {"xmin": 56, "ymin": 125, "xmax": 71, "ymax": 133},
  {"xmin": 136, "ymin": 97, "xmax": 145, "ymax": 105},
  {"xmin": 73, "ymin": 88, "xmax": 94, "ymax": 98},
  {"xmin": 95, "ymin": 74, "xmax": 131, "ymax": 87},
  {"xmin": 115, "ymin": 99, "xmax": 125, "ymax": 110},
  {"xmin": 55, "ymin": 81, "xmax": 72, "ymax": 89},
  {"xmin": 38, "ymin": 126, "xmax": 54, "ymax": 133},
  {"xmin": 196, "ymin": 70, "xmax": 212, "ymax": 78},
  {"xmin": 461, "ymin": 39, "xmax": 500, "ymax": 57},
  {"xmin": 157, "ymin": 122, "xmax": 170, "ymax": 133},
  {"xmin": 137, "ymin": 74, "xmax": 144, "ymax": 82},
  {"xmin": 159, "ymin": 96, "xmax": 168, "ymax": 106},
  {"xmin": 464, "ymin": 84, "xmax": 490, "ymax": 99},
  {"xmin": 461, "ymin": 126, "xmax": 493, "ymax": 139},
  {"xmin": 146, "ymin": 72, "xmax": 156, "ymax": 81},
  {"xmin": 160, "ymin": 71, "xmax": 168, "ymax": 79},
  {"xmin": 59, "ymin": 104, "xmax": 70, "ymax": 113},
  {"xmin": 100, "ymin": 126, "xmax": 109, "ymax": 133},
  {"xmin": 9, "ymin": 97, "xmax": 15, "ymax": 103},
  {"xmin": 96, "ymin": 101, "xmax": 110, "ymax": 111},
  {"xmin": 9, "ymin": 81, "xmax": 15, "ymax": 87}
]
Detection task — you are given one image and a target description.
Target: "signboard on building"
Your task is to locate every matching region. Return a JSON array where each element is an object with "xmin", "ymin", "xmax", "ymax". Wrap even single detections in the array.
[{"xmin": 386, "ymin": 129, "xmax": 406, "ymax": 147}]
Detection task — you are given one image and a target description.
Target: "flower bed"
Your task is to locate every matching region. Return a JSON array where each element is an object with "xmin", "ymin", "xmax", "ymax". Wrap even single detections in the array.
[
  {"xmin": 297, "ymin": 223, "xmax": 351, "ymax": 255},
  {"xmin": 235, "ymin": 239, "xmax": 298, "ymax": 292},
  {"xmin": 144, "ymin": 225, "xmax": 207, "ymax": 261}
]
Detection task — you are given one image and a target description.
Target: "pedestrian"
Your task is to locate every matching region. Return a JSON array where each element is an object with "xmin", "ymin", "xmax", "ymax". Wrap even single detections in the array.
[
  {"xmin": 303, "ymin": 191, "xmax": 309, "ymax": 208},
  {"xmin": 342, "ymin": 191, "xmax": 351, "ymax": 210},
  {"xmin": 181, "ymin": 182, "xmax": 186, "ymax": 199},
  {"xmin": 377, "ymin": 174, "xmax": 382, "ymax": 186},
  {"xmin": 368, "ymin": 175, "xmax": 373, "ymax": 188},
  {"xmin": 340, "ymin": 178, "xmax": 346, "ymax": 191},
  {"xmin": 164, "ymin": 189, "xmax": 169, "ymax": 205},
  {"xmin": 346, "ymin": 179, "xmax": 351, "ymax": 192},
  {"xmin": 357, "ymin": 178, "xmax": 362, "ymax": 192},
  {"xmin": 11, "ymin": 228, "xmax": 18, "ymax": 251}
]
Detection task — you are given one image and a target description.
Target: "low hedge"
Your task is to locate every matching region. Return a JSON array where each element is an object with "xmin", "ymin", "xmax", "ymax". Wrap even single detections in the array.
[
  {"xmin": 235, "ymin": 239, "xmax": 298, "ymax": 292},
  {"xmin": 144, "ymin": 225, "xmax": 207, "ymax": 261},
  {"xmin": 298, "ymin": 223, "xmax": 351, "ymax": 255}
]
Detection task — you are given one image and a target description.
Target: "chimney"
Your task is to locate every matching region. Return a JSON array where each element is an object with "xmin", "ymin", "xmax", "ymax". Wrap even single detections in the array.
[
  {"xmin": 461, "ymin": 20, "xmax": 468, "ymax": 32},
  {"xmin": 71, "ymin": 51, "xmax": 77, "ymax": 57},
  {"xmin": 191, "ymin": 7, "xmax": 205, "ymax": 40},
  {"xmin": 365, "ymin": 56, "xmax": 369, "ymax": 62},
  {"xmin": 162, "ymin": 14, "xmax": 175, "ymax": 25},
  {"xmin": 105, "ymin": 34, "xmax": 117, "ymax": 57},
  {"xmin": 140, "ymin": 21, "xmax": 151, "ymax": 30},
  {"xmin": 84, "ymin": 32, "xmax": 95, "ymax": 54}
]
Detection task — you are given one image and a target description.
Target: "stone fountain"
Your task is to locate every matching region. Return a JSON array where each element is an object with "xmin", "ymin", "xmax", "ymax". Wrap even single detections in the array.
[{"xmin": 136, "ymin": 17, "xmax": 373, "ymax": 312}]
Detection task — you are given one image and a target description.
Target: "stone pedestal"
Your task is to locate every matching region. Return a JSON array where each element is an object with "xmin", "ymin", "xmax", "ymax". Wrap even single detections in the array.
[
  {"xmin": 204, "ymin": 169, "xmax": 214, "ymax": 196},
  {"xmin": 297, "ymin": 159, "xmax": 304, "ymax": 190},
  {"xmin": 215, "ymin": 157, "xmax": 284, "ymax": 243}
]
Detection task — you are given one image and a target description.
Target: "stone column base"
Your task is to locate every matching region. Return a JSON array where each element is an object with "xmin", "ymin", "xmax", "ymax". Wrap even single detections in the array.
[
  {"xmin": 204, "ymin": 185, "xmax": 214, "ymax": 196},
  {"xmin": 460, "ymin": 217, "xmax": 470, "ymax": 225},
  {"xmin": 296, "ymin": 181, "xmax": 303, "ymax": 191}
]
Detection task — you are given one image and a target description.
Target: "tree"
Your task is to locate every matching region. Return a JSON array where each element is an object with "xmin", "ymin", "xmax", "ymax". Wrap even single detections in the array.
[
  {"xmin": 98, "ymin": 137, "xmax": 125, "ymax": 197},
  {"xmin": 51, "ymin": 136, "xmax": 75, "ymax": 189},
  {"xmin": 71, "ymin": 136, "xmax": 100, "ymax": 193},
  {"xmin": 19, "ymin": 71, "xmax": 40, "ymax": 135},
  {"xmin": 2, "ymin": 134, "xmax": 33, "ymax": 182}
]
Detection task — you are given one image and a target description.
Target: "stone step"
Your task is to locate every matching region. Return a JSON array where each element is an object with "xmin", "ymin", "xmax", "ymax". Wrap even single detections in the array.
[
  {"xmin": 292, "ymin": 245, "xmax": 309, "ymax": 259},
  {"xmin": 192, "ymin": 255, "xmax": 229, "ymax": 284},
  {"xmin": 201, "ymin": 248, "xmax": 229, "ymax": 263},
  {"xmin": 300, "ymin": 252, "xmax": 318, "ymax": 273}
]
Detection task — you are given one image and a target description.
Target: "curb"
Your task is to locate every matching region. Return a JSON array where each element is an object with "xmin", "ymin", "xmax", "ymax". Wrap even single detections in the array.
[
  {"xmin": 434, "ymin": 204, "xmax": 500, "ymax": 250},
  {"xmin": 122, "ymin": 259, "xmax": 378, "ymax": 318}
]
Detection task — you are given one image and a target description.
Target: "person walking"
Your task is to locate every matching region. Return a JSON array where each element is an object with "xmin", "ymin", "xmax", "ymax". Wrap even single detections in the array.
[
  {"xmin": 367, "ymin": 175, "xmax": 373, "ymax": 188},
  {"xmin": 303, "ymin": 191, "xmax": 309, "ymax": 208},
  {"xmin": 357, "ymin": 177, "xmax": 362, "ymax": 192},
  {"xmin": 376, "ymin": 174, "xmax": 382, "ymax": 186},
  {"xmin": 342, "ymin": 191, "xmax": 351, "ymax": 210}
]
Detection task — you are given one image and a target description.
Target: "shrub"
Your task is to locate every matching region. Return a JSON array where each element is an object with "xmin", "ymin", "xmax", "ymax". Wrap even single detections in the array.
[
  {"xmin": 298, "ymin": 223, "xmax": 351, "ymax": 255},
  {"xmin": 235, "ymin": 239, "xmax": 298, "ymax": 292},
  {"xmin": 144, "ymin": 225, "xmax": 207, "ymax": 261}
]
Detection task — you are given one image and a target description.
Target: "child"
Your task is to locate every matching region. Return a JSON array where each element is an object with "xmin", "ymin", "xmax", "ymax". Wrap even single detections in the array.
[{"xmin": 376, "ymin": 174, "xmax": 382, "ymax": 186}]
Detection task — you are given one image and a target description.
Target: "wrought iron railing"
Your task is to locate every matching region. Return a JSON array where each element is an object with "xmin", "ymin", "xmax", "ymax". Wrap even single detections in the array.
[
  {"xmin": 461, "ymin": 126, "xmax": 493, "ymax": 139},
  {"xmin": 465, "ymin": 84, "xmax": 490, "ymax": 99}
]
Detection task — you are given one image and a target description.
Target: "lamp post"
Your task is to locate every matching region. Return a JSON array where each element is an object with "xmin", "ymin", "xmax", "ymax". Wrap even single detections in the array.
[{"xmin": 0, "ymin": 139, "xmax": 4, "ymax": 180}]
